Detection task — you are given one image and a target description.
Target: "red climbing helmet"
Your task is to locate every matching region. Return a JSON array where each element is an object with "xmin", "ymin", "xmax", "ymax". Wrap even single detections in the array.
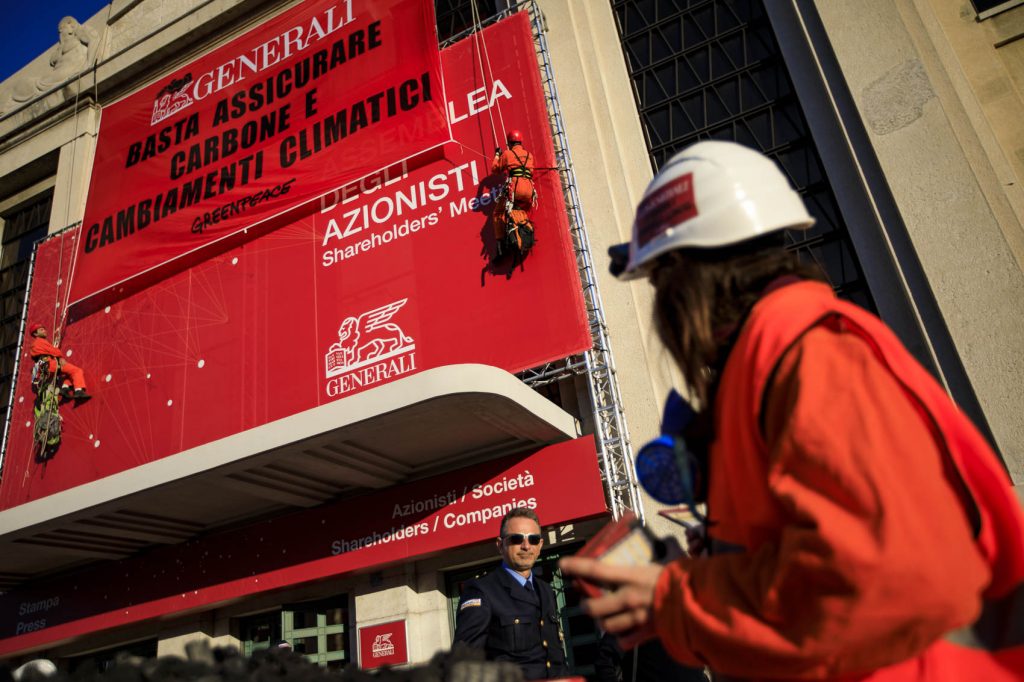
[{"xmin": 506, "ymin": 130, "xmax": 523, "ymax": 145}]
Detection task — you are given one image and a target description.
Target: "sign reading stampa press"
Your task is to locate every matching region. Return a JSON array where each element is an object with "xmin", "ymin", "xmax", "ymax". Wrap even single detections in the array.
[{"xmin": 71, "ymin": 0, "xmax": 449, "ymax": 310}]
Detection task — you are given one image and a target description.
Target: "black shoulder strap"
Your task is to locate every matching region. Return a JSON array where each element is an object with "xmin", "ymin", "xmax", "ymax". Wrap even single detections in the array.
[{"xmin": 510, "ymin": 147, "xmax": 528, "ymax": 167}]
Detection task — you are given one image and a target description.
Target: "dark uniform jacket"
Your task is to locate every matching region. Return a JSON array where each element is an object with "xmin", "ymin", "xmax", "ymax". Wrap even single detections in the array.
[{"xmin": 453, "ymin": 567, "xmax": 568, "ymax": 679}]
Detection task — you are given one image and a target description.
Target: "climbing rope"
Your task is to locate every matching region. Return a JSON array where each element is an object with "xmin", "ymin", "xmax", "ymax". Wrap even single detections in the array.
[
  {"xmin": 469, "ymin": 0, "xmax": 502, "ymax": 150},
  {"xmin": 473, "ymin": 1, "xmax": 507, "ymax": 139},
  {"xmin": 55, "ymin": 2, "xmax": 113, "ymax": 343}
]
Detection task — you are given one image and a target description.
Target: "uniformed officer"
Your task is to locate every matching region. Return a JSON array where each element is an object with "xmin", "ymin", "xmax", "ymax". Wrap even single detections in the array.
[{"xmin": 453, "ymin": 507, "xmax": 568, "ymax": 679}]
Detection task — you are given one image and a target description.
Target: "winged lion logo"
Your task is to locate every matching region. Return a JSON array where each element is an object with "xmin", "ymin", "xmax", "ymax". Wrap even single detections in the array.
[
  {"xmin": 371, "ymin": 633, "xmax": 395, "ymax": 657},
  {"xmin": 151, "ymin": 74, "xmax": 195, "ymax": 125},
  {"xmin": 325, "ymin": 299, "xmax": 414, "ymax": 377}
]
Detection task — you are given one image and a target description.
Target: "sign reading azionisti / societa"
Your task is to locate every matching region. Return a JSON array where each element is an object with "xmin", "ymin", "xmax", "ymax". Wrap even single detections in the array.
[{"xmin": 70, "ymin": 0, "xmax": 449, "ymax": 311}]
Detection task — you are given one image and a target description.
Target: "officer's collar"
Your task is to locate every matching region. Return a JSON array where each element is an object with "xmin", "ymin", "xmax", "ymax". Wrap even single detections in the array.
[{"xmin": 501, "ymin": 562, "xmax": 533, "ymax": 587}]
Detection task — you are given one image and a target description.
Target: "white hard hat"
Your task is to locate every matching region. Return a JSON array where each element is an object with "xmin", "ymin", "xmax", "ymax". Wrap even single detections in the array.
[{"xmin": 612, "ymin": 141, "xmax": 814, "ymax": 280}]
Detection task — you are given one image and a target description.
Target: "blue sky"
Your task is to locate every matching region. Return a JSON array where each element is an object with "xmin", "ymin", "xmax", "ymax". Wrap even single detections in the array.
[{"xmin": 1, "ymin": 1, "xmax": 112, "ymax": 83}]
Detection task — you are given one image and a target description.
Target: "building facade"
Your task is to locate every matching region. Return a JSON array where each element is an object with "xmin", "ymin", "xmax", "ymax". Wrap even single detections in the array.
[{"xmin": 0, "ymin": 0, "xmax": 1021, "ymax": 674}]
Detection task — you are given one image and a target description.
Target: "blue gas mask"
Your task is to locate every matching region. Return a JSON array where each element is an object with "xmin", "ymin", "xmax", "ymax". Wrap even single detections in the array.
[{"xmin": 634, "ymin": 389, "xmax": 708, "ymax": 520}]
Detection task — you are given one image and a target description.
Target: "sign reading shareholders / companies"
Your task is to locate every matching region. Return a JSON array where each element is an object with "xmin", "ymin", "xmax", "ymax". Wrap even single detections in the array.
[
  {"xmin": 0, "ymin": 439, "xmax": 607, "ymax": 654},
  {"xmin": 70, "ymin": 0, "xmax": 449, "ymax": 310}
]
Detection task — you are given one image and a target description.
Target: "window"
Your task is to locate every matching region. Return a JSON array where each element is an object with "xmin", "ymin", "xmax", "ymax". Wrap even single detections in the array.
[
  {"xmin": 239, "ymin": 609, "xmax": 282, "ymax": 656},
  {"xmin": 282, "ymin": 596, "xmax": 350, "ymax": 668},
  {"xmin": 238, "ymin": 596, "xmax": 350, "ymax": 669},
  {"xmin": 0, "ymin": 192, "xmax": 53, "ymax": 439},
  {"xmin": 971, "ymin": 0, "xmax": 1024, "ymax": 20},
  {"xmin": 435, "ymin": 1, "xmax": 512, "ymax": 43},
  {"xmin": 611, "ymin": 0, "xmax": 876, "ymax": 311}
]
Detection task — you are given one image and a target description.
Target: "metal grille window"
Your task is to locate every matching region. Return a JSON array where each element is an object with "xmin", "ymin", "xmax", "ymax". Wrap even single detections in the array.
[
  {"xmin": 612, "ymin": 0, "xmax": 875, "ymax": 311},
  {"xmin": 239, "ymin": 596, "xmax": 350, "ymax": 669},
  {"xmin": 283, "ymin": 596, "xmax": 350, "ymax": 669},
  {"xmin": 435, "ymin": 0, "xmax": 510, "ymax": 42},
  {"xmin": 971, "ymin": 0, "xmax": 1024, "ymax": 20},
  {"xmin": 0, "ymin": 192, "xmax": 53, "ymax": 437}
]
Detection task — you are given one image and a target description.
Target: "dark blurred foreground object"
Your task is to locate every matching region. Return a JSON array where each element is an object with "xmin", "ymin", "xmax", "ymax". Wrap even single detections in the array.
[
  {"xmin": 593, "ymin": 635, "xmax": 705, "ymax": 682},
  {"xmin": 0, "ymin": 642, "xmax": 565, "ymax": 682},
  {"xmin": 10, "ymin": 660, "xmax": 57, "ymax": 682}
]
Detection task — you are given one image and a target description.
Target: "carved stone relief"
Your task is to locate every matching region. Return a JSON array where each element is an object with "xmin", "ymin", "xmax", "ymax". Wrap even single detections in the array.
[{"xmin": 1, "ymin": 17, "xmax": 101, "ymax": 118}]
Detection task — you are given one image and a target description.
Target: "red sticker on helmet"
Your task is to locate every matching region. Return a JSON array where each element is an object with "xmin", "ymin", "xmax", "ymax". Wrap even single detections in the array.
[{"xmin": 635, "ymin": 172, "xmax": 696, "ymax": 248}]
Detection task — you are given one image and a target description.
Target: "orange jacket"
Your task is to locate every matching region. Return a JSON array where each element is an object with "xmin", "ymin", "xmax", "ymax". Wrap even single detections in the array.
[
  {"xmin": 653, "ymin": 280, "xmax": 1024, "ymax": 681},
  {"xmin": 492, "ymin": 146, "xmax": 534, "ymax": 177},
  {"xmin": 30, "ymin": 337, "xmax": 64, "ymax": 360},
  {"xmin": 493, "ymin": 147, "xmax": 534, "ymax": 209}
]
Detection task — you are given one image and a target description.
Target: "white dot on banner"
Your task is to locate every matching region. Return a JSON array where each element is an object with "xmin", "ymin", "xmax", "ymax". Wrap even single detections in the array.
[
  {"xmin": 104, "ymin": 306, "xmax": 111, "ymax": 313},
  {"xmin": 197, "ymin": 359, "xmax": 205, "ymax": 368},
  {"xmin": 94, "ymin": 440, "xmax": 100, "ymax": 448},
  {"xmin": 66, "ymin": 349, "xmax": 73, "ymax": 357},
  {"xmin": 231, "ymin": 257, "xmax": 238, "ymax": 265},
  {"xmin": 55, "ymin": 302, "xmax": 60, "ymax": 308},
  {"xmin": 18, "ymin": 396, "xmax": 23, "ymax": 403},
  {"xmin": 89, "ymin": 433, "xmax": 94, "ymax": 439},
  {"xmin": 105, "ymin": 374, "xmax": 112, "ymax": 382},
  {"xmin": 146, "ymin": 373, "xmax": 151, "ymax": 379},
  {"xmin": 167, "ymin": 400, "xmax": 173, "ymax": 406},
  {"xmin": 57, "ymin": 279, "xmax": 62, "ymax": 285},
  {"xmin": 25, "ymin": 421, "xmax": 30, "ymax": 428}
]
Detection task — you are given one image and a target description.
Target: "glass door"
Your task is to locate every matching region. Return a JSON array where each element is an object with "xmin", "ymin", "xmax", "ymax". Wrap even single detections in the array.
[{"xmin": 282, "ymin": 596, "xmax": 350, "ymax": 669}]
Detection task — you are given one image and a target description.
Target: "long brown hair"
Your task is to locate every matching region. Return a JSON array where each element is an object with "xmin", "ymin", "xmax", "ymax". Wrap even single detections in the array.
[{"xmin": 650, "ymin": 237, "xmax": 825, "ymax": 405}]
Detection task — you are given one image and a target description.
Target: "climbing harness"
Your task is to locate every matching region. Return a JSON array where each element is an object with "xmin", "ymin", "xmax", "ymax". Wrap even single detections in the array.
[
  {"xmin": 495, "ymin": 146, "xmax": 537, "ymax": 263},
  {"xmin": 30, "ymin": 359, "xmax": 63, "ymax": 457}
]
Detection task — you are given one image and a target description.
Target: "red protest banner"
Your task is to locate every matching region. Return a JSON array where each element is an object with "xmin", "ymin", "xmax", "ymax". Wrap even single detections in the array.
[
  {"xmin": 2, "ymin": 12, "xmax": 590, "ymax": 509},
  {"xmin": 69, "ymin": 0, "xmax": 450, "ymax": 311}
]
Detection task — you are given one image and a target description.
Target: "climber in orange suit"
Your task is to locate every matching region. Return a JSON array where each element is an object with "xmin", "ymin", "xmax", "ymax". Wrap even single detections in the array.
[
  {"xmin": 28, "ymin": 322, "xmax": 90, "ymax": 399},
  {"xmin": 491, "ymin": 129, "xmax": 536, "ymax": 261}
]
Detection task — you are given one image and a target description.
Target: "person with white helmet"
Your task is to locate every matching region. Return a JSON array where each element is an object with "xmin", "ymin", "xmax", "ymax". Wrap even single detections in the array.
[{"xmin": 561, "ymin": 141, "xmax": 1024, "ymax": 681}]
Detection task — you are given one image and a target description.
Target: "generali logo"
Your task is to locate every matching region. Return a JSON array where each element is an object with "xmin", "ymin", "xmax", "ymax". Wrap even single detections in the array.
[
  {"xmin": 151, "ymin": 75, "xmax": 195, "ymax": 126},
  {"xmin": 371, "ymin": 633, "xmax": 395, "ymax": 658},
  {"xmin": 148, "ymin": 3, "xmax": 354, "ymax": 127},
  {"xmin": 325, "ymin": 298, "xmax": 417, "ymax": 397}
]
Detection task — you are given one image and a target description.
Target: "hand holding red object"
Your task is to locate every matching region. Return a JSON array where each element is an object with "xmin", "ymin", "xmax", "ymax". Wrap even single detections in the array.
[{"xmin": 558, "ymin": 556, "xmax": 664, "ymax": 650}]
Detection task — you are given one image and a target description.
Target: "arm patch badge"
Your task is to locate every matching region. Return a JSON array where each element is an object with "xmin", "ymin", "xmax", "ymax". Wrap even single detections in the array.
[{"xmin": 459, "ymin": 598, "xmax": 483, "ymax": 610}]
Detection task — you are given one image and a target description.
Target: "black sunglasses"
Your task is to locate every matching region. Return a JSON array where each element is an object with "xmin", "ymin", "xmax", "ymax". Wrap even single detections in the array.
[{"xmin": 503, "ymin": 533, "xmax": 542, "ymax": 546}]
